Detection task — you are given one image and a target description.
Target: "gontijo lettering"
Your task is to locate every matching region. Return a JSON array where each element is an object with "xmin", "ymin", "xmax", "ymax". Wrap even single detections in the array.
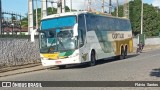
[{"xmin": 112, "ymin": 33, "xmax": 124, "ymax": 39}]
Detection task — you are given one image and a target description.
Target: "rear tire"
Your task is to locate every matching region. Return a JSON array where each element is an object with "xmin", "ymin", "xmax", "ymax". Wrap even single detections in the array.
[
  {"xmin": 124, "ymin": 47, "xmax": 128, "ymax": 59},
  {"xmin": 119, "ymin": 48, "xmax": 125, "ymax": 60},
  {"xmin": 90, "ymin": 51, "xmax": 96, "ymax": 66}
]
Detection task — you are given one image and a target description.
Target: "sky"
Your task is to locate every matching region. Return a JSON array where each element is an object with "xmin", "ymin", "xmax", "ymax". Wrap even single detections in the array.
[{"xmin": 1, "ymin": 0, "xmax": 160, "ymax": 17}]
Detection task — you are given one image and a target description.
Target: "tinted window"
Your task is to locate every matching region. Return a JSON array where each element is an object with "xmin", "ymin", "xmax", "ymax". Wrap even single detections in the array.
[
  {"xmin": 85, "ymin": 13, "xmax": 131, "ymax": 31},
  {"xmin": 78, "ymin": 14, "xmax": 86, "ymax": 47},
  {"xmin": 41, "ymin": 16, "xmax": 76, "ymax": 30}
]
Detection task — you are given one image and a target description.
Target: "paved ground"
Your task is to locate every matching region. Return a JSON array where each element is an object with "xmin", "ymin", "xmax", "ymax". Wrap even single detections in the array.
[{"xmin": 0, "ymin": 46, "xmax": 160, "ymax": 90}]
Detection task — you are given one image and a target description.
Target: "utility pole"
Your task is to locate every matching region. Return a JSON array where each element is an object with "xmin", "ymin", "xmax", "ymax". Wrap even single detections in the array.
[
  {"xmin": 88, "ymin": 0, "xmax": 91, "ymax": 11},
  {"xmin": 28, "ymin": 0, "xmax": 34, "ymax": 42},
  {"xmin": 11, "ymin": 13, "xmax": 14, "ymax": 35},
  {"xmin": 109, "ymin": 0, "xmax": 112, "ymax": 14},
  {"xmin": 57, "ymin": 0, "xmax": 62, "ymax": 13},
  {"xmin": 102, "ymin": 0, "xmax": 104, "ymax": 13},
  {"xmin": 41, "ymin": 0, "xmax": 47, "ymax": 19},
  {"xmin": 35, "ymin": 0, "xmax": 38, "ymax": 29},
  {"xmin": 140, "ymin": 0, "xmax": 143, "ymax": 34},
  {"xmin": 62, "ymin": 0, "xmax": 66, "ymax": 13},
  {"xmin": 51, "ymin": 1, "xmax": 54, "ymax": 13},
  {"xmin": 70, "ymin": 0, "xmax": 72, "ymax": 12},
  {"xmin": 123, "ymin": 0, "xmax": 129, "ymax": 18},
  {"xmin": 0, "ymin": 0, "xmax": 2, "ymax": 35},
  {"xmin": 116, "ymin": 0, "xmax": 118, "ymax": 17}
]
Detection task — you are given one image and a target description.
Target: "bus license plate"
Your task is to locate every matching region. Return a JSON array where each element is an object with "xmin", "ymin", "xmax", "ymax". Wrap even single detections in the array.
[{"xmin": 56, "ymin": 61, "xmax": 61, "ymax": 64}]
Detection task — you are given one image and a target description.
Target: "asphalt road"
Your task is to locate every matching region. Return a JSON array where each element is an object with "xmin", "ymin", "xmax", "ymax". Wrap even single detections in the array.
[{"xmin": 0, "ymin": 49, "xmax": 160, "ymax": 90}]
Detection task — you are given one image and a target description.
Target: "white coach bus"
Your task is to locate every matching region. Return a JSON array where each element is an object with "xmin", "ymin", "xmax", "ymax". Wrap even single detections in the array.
[{"xmin": 39, "ymin": 11, "xmax": 133, "ymax": 68}]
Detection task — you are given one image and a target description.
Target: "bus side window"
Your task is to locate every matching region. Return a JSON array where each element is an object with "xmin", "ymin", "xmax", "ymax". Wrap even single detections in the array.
[{"xmin": 78, "ymin": 29, "xmax": 84, "ymax": 47}]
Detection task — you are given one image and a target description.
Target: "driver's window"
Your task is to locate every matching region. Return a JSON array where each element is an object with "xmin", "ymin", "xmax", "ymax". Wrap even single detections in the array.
[
  {"xmin": 41, "ymin": 33, "xmax": 47, "ymax": 48},
  {"xmin": 78, "ymin": 29, "xmax": 84, "ymax": 47}
]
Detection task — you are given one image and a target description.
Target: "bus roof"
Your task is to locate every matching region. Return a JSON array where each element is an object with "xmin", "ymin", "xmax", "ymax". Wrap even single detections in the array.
[
  {"xmin": 42, "ymin": 11, "xmax": 87, "ymax": 20},
  {"xmin": 42, "ymin": 11, "xmax": 129, "ymax": 21}
]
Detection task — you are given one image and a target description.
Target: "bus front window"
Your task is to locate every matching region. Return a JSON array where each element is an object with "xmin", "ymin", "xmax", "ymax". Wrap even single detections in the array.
[
  {"xmin": 40, "ymin": 28, "xmax": 77, "ymax": 53},
  {"xmin": 57, "ymin": 29, "xmax": 75, "ymax": 50},
  {"xmin": 40, "ymin": 16, "xmax": 77, "ymax": 53}
]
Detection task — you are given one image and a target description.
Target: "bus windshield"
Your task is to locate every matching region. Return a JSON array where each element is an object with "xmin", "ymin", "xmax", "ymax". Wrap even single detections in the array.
[{"xmin": 40, "ymin": 16, "xmax": 77, "ymax": 53}]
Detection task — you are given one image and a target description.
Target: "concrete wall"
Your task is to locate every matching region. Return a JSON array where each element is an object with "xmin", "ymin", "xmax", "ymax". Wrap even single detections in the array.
[
  {"xmin": 133, "ymin": 38, "xmax": 160, "ymax": 47},
  {"xmin": 145, "ymin": 38, "xmax": 160, "ymax": 45},
  {"xmin": 0, "ymin": 38, "xmax": 40, "ymax": 68}
]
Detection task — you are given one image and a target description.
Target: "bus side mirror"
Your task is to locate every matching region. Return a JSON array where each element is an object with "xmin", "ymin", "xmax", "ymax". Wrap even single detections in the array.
[{"xmin": 73, "ymin": 23, "xmax": 78, "ymax": 37}]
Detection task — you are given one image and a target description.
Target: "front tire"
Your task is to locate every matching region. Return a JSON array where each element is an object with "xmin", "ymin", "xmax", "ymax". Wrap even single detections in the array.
[{"xmin": 58, "ymin": 65, "xmax": 66, "ymax": 69}]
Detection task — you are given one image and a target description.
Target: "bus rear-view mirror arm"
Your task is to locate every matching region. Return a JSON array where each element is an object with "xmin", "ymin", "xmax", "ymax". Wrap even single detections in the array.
[
  {"xmin": 73, "ymin": 23, "xmax": 78, "ymax": 37},
  {"xmin": 37, "ymin": 28, "xmax": 40, "ymax": 32}
]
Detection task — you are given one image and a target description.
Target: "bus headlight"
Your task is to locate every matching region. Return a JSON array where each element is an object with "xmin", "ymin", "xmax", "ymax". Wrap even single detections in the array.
[{"xmin": 41, "ymin": 57, "xmax": 48, "ymax": 60}]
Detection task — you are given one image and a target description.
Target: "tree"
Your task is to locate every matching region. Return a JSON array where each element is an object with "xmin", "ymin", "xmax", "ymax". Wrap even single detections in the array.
[{"xmin": 112, "ymin": 0, "xmax": 160, "ymax": 37}]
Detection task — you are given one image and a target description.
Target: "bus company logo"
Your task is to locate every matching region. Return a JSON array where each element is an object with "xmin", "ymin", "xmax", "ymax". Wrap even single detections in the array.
[
  {"xmin": 82, "ymin": 53, "xmax": 88, "ymax": 61},
  {"xmin": 2, "ymin": 82, "xmax": 11, "ymax": 87},
  {"xmin": 112, "ymin": 33, "xmax": 124, "ymax": 39}
]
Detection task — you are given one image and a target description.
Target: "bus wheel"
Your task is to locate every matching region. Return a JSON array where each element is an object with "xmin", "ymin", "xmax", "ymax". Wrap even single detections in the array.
[
  {"xmin": 119, "ymin": 48, "xmax": 125, "ymax": 60},
  {"xmin": 58, "ymin": 65, "xmax": 66, "ymax": 69},
  {"xmin": 90, "ymin": 51, "xmax": 96, "ymax": 66},
  {"xmin": 124, "ymin": 47, "xmax": 128, "ymax": 59}
]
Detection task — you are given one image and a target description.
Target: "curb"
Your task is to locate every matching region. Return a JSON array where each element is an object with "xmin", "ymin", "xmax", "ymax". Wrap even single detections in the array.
[
  {"xmin": 0, "ymin": 67, "xmax": 44, "ymax": 78},
  {"xmin": 0, "ymin": 63, "xmax": 41, "ymax": 73},
  {"xmin": 0, "ymin": 63, "xmax": 45, "ymax": 77}
]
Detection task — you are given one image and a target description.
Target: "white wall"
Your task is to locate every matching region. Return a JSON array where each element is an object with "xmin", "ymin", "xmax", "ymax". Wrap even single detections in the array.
[{"xmin": 133, "ymin": 38, "xmax": 160, "ymax": 47}]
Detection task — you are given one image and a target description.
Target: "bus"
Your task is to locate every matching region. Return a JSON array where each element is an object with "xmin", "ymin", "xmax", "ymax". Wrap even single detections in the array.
[{"xmin": 39, "ymin": 11, "xmax": 133, "ymax": 68}]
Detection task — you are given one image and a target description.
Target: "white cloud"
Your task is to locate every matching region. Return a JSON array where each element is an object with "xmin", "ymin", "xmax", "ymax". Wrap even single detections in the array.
[{"xmin": 152, "ymin": 0, "xmax": 160, "ymax": 7}]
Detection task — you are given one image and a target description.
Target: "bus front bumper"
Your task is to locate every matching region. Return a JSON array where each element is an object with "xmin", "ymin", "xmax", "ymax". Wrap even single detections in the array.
[{"xmin": 41, "ymin": 55, "xmax": 80, "ymax": 67}]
